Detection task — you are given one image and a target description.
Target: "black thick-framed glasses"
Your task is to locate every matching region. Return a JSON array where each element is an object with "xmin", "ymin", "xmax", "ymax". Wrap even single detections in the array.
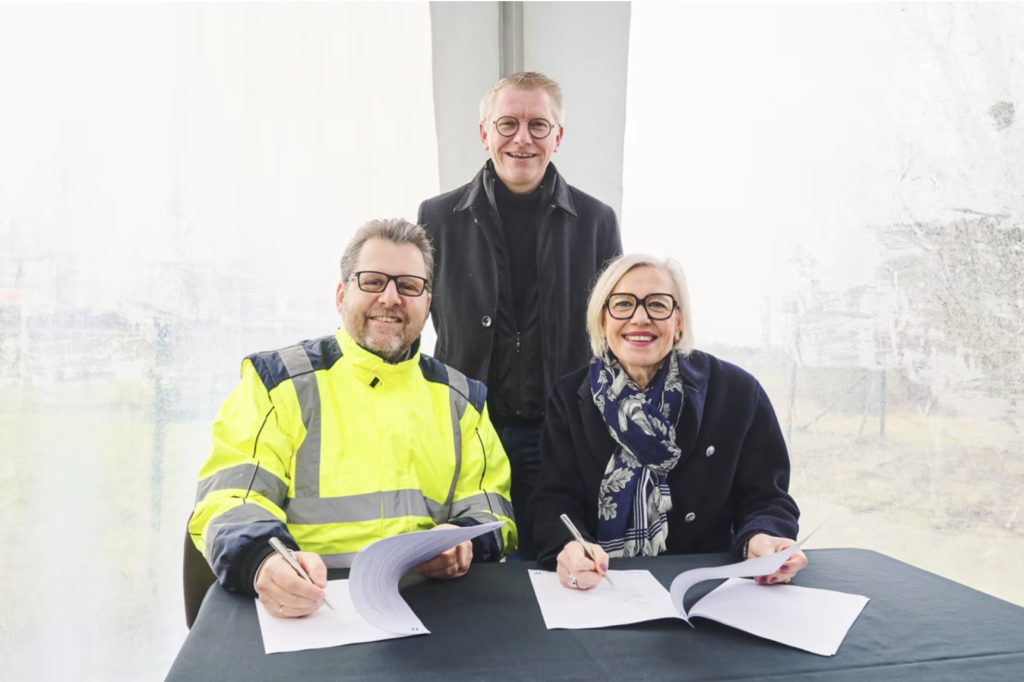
[
  {"xmin": 351, "ymin": 271, "xmax": 430, "ymax": 297},
  {"xmin": 492, "ymin": 116, "xmax": 556, "ymax": 139},
  {"xmin": 605, "ymin": 293, "xmax": 678, "ymax": 320}
]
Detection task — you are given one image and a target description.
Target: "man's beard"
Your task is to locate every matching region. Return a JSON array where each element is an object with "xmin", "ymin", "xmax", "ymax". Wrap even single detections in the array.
[
  {"xmin": 359, "ymin": 329, "xmax": 412, "ymax": 363},
  {"xmin": 345, "ymin": 307, "xmax": 416, "ymax": 363}
]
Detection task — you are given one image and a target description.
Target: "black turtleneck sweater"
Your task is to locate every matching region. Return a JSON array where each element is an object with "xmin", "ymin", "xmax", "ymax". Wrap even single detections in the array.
[
  {"xmin": 488, "ymin": 176, "xmax": 546, "ymax": 423},
  {"xmin": 494, "ymin": 178, "xmax": 541, "ymax": 329}
]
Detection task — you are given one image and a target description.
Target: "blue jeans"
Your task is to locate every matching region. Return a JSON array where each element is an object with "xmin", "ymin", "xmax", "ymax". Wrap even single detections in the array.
[{"xmin": 495, "ymin": 421, "xmax": 542, "ymax": 561}]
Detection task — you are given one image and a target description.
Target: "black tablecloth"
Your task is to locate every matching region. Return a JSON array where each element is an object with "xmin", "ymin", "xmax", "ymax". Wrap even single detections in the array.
[{"xmin": 166, "ymin": 548, "xmax": 1024, "ymax": 681}]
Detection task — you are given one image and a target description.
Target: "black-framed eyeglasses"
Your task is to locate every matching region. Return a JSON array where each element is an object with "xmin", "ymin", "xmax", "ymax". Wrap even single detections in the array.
[
  {"xmin": 492, "ymin": 116, "xmax": 556, "ymax": 140},
  {"xmin": 605, "ymin": 293, "xmax": 678, "ymax": 320},
  {"xmin": 351, "ymin": 271, "xmax": 430, "ymax": 297}
]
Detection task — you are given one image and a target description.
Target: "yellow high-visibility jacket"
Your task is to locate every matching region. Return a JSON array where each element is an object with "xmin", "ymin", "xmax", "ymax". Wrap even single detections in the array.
[{"xmin": 190, "ymin": 327, "xmax": 517, "ymax": 593}]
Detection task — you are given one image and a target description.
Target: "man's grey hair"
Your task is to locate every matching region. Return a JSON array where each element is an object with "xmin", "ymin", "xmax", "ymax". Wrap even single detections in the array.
[
  {"xmin": 339, "ymin": 218, "xmax": 435, "ymax": 284},
  {"xmin": 479, "ymin": 71, "xmax": 565, "ymax": 126}
]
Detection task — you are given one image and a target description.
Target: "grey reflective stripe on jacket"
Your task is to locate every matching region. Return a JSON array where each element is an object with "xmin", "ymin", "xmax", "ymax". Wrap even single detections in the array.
[
  {"xmin": 444, "ymin": 366, "xmax": 506, "ymax": 556},
  {"xmin": 451, "ymin": 491, "xmax": 514, "ymax": 522},
  {"xmin": 320, "ymin": 552, "xmax": 359, "ymax": 569},
  {"xmin": 443, "ymin": 367, "xmax": 469, "ymax": 512},
  {"xmin": 285, "ymin": 490, "xmax": 447, "ymax": 525},
  {"xmin": 278, "ymin": 343, "xmax": 323, "ymax": 498},
  {"xmin": 194, "ymin": 462, "xmax": 289, "ymax": 505}
]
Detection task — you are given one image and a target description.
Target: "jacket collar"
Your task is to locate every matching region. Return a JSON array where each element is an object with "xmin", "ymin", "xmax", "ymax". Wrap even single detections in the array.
[
  {"xmin": 453, "ymin": 161, "xmax": 578, "ymax": 217},
  {"xmin": 335, "ymin": 325, "xmax": 422, "ymax": 384},
  {"xmin": 576, "ymin": 350, "xmax": 711, "ymax": 441}
]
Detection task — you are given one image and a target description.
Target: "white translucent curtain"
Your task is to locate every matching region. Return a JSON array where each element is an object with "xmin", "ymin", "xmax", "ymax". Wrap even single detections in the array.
[
  {"xmin": 0, "ymin": 3, "xmax": 437, "ymax": 679},
  {"xmin": 624, "ymin": 3, "xmax": 1023, "ymax": 605}
]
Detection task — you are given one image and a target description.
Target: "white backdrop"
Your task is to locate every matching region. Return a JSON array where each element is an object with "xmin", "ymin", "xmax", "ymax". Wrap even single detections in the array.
[{"xmin": 0, "ymin": 3, "xmax": 438, "ymax": 680}]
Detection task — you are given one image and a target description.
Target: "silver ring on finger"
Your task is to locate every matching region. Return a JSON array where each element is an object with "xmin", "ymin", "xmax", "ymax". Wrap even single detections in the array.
[
  {"xmin": 278, "ymin": 603, "xmax": 285, "ymax": 613},
  {"xmin": 568, "ymin": 574, "xmax": 579, "ymax": 589}
]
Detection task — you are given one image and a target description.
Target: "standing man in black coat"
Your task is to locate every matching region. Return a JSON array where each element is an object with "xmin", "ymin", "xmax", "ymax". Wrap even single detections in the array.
[{"xmin": 418, "ymin": 72, "xmax": 622, "ymax": 559}]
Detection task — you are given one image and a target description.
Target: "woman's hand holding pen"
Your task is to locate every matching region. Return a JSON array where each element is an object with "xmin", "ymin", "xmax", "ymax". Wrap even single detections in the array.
[
  {"xmin": 556, "ymin": 540, "xmax": 610, "ymax": 591},
  {"xmin": 255, "ymin": 551, "xmax": 329, "ymax": 619},
  {"xmin": 747, "ymin": 533, "xmax": 808, "ymax": 585}
]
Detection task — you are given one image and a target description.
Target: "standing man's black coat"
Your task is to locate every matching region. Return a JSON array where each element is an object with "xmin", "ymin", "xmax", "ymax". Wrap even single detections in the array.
[
  {"xmin": 418, "ymin": 161, "xmax": 621, "ymax": 404},
  {"xmin": 419, "ymin": 71, "xmax": 622, "ymax": 560}
]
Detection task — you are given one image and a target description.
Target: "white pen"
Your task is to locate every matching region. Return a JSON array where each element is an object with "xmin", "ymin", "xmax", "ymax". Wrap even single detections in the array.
[
  {"xmin": 268, "ymin": 537, "xmax": 335, "ymax": 611},
  {"xmin": 559, "ymin": 513, "xmax": 615, "ymax": 588}
]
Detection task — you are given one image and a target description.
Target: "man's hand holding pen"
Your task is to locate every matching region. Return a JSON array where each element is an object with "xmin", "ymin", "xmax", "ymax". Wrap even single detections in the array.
[{"xmin": 255, "ymin": 549, "xmax": 329, "ymax": 619}]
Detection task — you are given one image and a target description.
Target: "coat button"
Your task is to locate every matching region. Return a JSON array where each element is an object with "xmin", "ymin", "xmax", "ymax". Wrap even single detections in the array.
[
  {"xmin": 684, "ymin": 512, "xmax": 696, "ymax": 522},
  {"xmin": 481, "ymin": 315, "xmax": 492, "ymax": 328},
  {"xmin": 705, "ymin": 445, "xmax": 715, "ymax": 457}
]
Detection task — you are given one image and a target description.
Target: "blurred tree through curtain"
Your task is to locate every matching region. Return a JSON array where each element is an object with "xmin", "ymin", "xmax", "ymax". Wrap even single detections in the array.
[{"xmin": 623, "ymin": 2, "xmax": 1024, "ymax": 606}]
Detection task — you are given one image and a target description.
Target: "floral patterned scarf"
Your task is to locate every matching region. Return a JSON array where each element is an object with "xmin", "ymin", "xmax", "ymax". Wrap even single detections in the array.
[{"xmin": 590, "ymin": 352, "xmax": 684, "ymax": 557}]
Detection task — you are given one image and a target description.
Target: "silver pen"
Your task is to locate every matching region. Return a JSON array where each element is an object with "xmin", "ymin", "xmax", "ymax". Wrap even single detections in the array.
[
  {"xmin": 268, "ymin": 537, "xmax": 335, "ymax": 611},
  {"xmin": 559, "ymin": 513, "xmax": 615, "ymax": 588}
]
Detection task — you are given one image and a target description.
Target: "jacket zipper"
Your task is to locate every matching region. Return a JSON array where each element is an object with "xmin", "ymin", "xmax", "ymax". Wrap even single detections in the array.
[{"xmin": 514, "ymin": 330, "xmax": 522, "ymax": 416}]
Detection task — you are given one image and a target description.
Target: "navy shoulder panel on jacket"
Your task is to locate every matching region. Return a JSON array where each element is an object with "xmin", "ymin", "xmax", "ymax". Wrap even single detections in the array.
[
  {"xmin": 245, "ymin": 335, "xmax": 344, "ymax": 392},
  {"xmin": 419, "ymin": 354, "xmax": 488, "ymax": 413}
]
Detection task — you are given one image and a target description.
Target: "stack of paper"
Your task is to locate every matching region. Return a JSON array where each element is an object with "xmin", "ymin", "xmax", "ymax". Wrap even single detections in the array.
[
  {"xmin": 527, "ymin": 539, "xmax": 868, "ymax": 656},
  {"xmin": 255, "ymin": 521, "xmax": 505, "ymax": 654}
]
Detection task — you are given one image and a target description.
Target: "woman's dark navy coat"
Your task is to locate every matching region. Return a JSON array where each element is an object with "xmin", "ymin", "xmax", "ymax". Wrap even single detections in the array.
[{"xmin": 533, "ymin": 350, "xmax": 801, "ymax": 569}]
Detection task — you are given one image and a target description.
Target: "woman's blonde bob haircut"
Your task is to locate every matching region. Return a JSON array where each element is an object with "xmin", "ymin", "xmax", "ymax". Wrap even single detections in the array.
[{"xmin": 586, "ymin": 254, "xmax": 695, "ymax": 358}]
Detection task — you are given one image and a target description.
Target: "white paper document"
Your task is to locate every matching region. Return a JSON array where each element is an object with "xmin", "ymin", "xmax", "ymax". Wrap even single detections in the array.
[
  {"xmin": 255, "ymin": 579, "xmax": 410, "ymax": 654},
  {"xmin": 255, "ymin": 520, "xmax": 505, "ymax": 652},
  {"xmin": 529, "ymin": 569, "xmax": 679, "ymax": 629},
  {"xmin": 688, "ymin": 578, "xmax": 869, "ymax": 656},
  {"xmin": 349, "ymin": 520, "xmax": 506, "ymax": 634},
  {"xmin": 528, "ymin": 538, "xmax": 868, "ymax": 656},
  {"xmin": 669, "ymin": 534, "xmax": 811, "ymax": 623}
]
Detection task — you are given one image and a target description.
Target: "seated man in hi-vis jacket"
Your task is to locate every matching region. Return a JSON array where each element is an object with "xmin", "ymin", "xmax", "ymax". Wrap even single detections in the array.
[{"xmin": 190, "ymin": 218, "xmax": 517, "ymax": 618}]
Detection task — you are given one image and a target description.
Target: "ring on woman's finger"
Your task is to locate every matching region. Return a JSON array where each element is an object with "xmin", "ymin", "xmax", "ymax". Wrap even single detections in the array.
[
  {"xmin": 568, "ymin": 574, "xmax": 579, "ymax": 589},
  {"xmin": 278, "ymin": 603, "xmax": 285, "ymax": 613}
]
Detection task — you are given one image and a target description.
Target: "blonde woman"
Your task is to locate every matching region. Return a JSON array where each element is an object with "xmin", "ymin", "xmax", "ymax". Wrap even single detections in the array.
[{"xmin": 533, "ymin": 254, "xmax": 807, "ymax": 590}]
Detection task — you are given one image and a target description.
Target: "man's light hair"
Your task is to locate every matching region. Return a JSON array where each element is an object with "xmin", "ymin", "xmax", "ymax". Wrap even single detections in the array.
[
  {"xmin": 479, "ymin": 71, "xmax": 565, "ymax": 126},
  {"xmin": 339, "ymin": 218, "xmax": 435, "ymax": 284},
  {"xmin": 585, "ymin": 254, "xmax": 695, "ymax": 358}
]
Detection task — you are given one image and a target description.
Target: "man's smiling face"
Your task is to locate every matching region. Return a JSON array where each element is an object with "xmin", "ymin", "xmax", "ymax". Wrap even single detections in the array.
[
  {"xmin": 480, "ymin": 86, "xmax": 563, "ymax": 194},
  {"xmin": 336, "ymin": 238, "xmax": 431, "ymax": 362}
]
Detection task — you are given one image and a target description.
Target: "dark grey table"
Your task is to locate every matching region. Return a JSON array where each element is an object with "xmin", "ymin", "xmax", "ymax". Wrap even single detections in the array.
[{"xmin": 166, "ymin": 549, "xmax": 1024, "ymax": 681}]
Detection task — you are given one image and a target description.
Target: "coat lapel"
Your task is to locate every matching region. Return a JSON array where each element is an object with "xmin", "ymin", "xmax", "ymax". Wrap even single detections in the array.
[
  {"xmin": 674, "ymin": 351, "xmax": 710, "ymax": 464},
  {"xmin": 452, "ymin": 164, "xmax": 489, "ymax": 214}
]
